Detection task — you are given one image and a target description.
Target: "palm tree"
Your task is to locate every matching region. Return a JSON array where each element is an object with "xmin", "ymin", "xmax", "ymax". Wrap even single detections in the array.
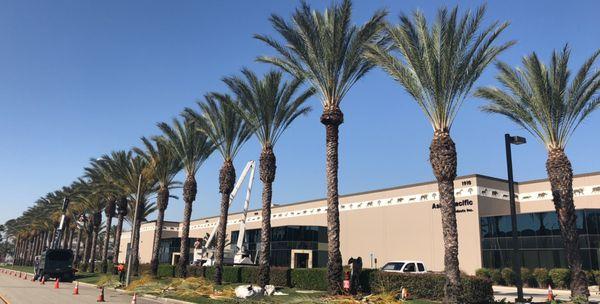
[
  {"xmin": 134, "ymin": 137, "xmax": 182, "ymax": 276},
  {"xmin": 364, "ymin": 6, "xmax": 513, "ymax": 302},
  {"xmin": 157, "ymin": 117, "xmax": 215, "ymax": 277},
  {"xmin": 98, "ymin": 150, "xmax": 157, "ymax": 275},
  {"xmin": 223, "ymin": 68, "xmax": 313, "ymax": 287},
  {"xmin": 184, "ymin": 94, "xmax": 252, "ymax": 285},
  {"xmin": 476, "ymin": 46, "xmax": 599, "ymax": 300},
  {"xmin": 255, "ymin": 0, "xmax": 386, "ymax": 293}
]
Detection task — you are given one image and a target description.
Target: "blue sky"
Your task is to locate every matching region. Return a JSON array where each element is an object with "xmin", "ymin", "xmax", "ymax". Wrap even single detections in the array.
[{"xmin": 1, "ymin": 1, "xmax": 599, "ymax": 226}]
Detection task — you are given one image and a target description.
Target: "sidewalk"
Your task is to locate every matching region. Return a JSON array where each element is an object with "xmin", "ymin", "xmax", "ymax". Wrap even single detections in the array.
[{"xmin": 494, "ymin": 285, "xmax": 600, "ymax": 303}]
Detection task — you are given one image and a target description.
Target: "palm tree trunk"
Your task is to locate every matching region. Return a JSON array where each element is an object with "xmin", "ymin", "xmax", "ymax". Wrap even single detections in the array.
[
  {"xmin": 90, "ymin": 228, "xmax": 99, "ymax": 273},
  {"xmin": 82, "ymin": 227, "xmax": 93, "ymax": 271},
  {"xmin": 547, "ymin": 148, "xmax": 589, "ymax": 299},
  {"xmin": 321, "ymin": 109, "xmax": 344, "ymax": 294},
  {"xmin": 131, "ymin": 208, "xmax": 143, "ymax": 276},
  {"xmin": 258, "ymin": 146, "xmax": 276, "ymax": 288},
  {"xmin": 151, "ymin": 187, "xmax": 169, "ymax": 276},
  {"xmin": 61, "ymin": 219, "xmax": 70, "ymax": 249},
  {"xmin": 14, "ymin": 235, "xmax": 20, "ymax": 265},
  {"xmin": 430, "ymin": 130, "xmax": 462, "ymax": 304},
  {"xmin": 214, "ymin": 160, "xmax": 236, "ymax": 285},
  {"xmin": 101, "ymin": 215, "xmax": 114, "ymax": 273},
  {"xmin": 112, "ymin": 214, "xmax": 125, "ymax": 271},
  {"xmin": 74, "ymin": 228, "xmax": 82, "ymax": 266},
  {"xmin": 68, "ymin": 228, "xmax": 75, "ymax": 250},
  {"xmin": 177, "ymin": 174, "xmax": 197, "ymax": 278}
]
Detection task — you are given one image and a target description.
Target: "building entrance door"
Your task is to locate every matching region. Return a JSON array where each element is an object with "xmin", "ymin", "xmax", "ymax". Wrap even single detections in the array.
[{"xmin": 290, "ymin": 249, "xmax": 312, "ymax": 269}]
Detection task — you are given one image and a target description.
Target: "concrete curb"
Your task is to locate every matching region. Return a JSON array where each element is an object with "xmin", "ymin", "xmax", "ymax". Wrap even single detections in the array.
[{"xmin": 0, "ymin": 268, "xmax": 193, "ymax": 304}]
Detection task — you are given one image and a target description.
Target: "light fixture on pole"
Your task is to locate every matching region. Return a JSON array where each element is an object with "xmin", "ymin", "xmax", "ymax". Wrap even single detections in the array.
[{"xmin": 505, "ymin": 133, "xmax": 526, "ymax": 303}]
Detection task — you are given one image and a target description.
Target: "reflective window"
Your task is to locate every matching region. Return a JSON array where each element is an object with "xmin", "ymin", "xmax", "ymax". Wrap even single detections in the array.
[
  {"xmin": 481, "ymin": 209, "xmax": 600, "ymax": 270},
  {"xmin": 382, "ymin": 262, "xmax": 404, "ymax": 271},
  {"xmin": 404, "ymin": 263, "xmax": 416, "ymax": 272}
]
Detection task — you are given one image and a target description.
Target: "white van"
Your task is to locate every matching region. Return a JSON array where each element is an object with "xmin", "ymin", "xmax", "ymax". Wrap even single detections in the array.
[{"xmin": 381, "ymin": 261, "xmax": 427, "ymax": 273}]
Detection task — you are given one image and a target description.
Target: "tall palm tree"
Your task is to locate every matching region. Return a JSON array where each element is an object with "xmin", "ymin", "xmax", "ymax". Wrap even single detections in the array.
[
  {"xmin": 184, "ymin": 94, "xmax": 252, "ymax": 285},
  {"xmin": 134, "ymin": 137, "xmax": 182, "ymax": 276},
  {"xmin": 364, "ymin": 6, "xmax": 513, "ymax": 302},
  {"xmin": 476, "ymin": 46, "xmax": 600, "ymax": 300},
  {"xmin": 98, "ymin": 151, "xmax": 157, "ymax": 275},
  {"xmin": 255, "ymin": 0, "xmax": 386, "ymax": 293},
  {"xmin": 223, "ymin": 68, "xmax": 313, "ymax": 287},
  {"xmin": 157, "ymin": 118, "xmax": 215, "ymax": 277},
  {"xmin": 112, "ymin": 196, "xmax": 128, "ymax": 270}
]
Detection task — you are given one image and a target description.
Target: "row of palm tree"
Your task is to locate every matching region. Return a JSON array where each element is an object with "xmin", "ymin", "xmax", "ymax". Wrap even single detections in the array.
[{"xmin": 4, "ymin": 1, "xmax": 598, "ymax": 302}]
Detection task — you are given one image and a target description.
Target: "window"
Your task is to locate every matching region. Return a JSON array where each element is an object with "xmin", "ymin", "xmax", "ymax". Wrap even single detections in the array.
[
  {"xmin": 417, "ymin": 263, "xmax": 425, "ymax": 272},
  {"xmin": 481, "ymin": 209, "xmax": 600, "ymax": 270},
  {"xmin": 404, "ymin": 263, "xmax": 416, "ymax": 272},
  {"xmin": 382, "ymin": 262, "xmax": 404, "ymax": 271}
]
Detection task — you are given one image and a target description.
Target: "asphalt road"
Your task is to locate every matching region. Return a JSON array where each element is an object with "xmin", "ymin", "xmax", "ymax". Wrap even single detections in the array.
[{"xmin": 0, "ymin": 270, "xmax": 161, "ymax": 304}]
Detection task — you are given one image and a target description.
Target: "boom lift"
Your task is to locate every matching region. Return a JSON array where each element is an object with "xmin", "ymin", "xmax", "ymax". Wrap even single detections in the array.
[{"xmin": 192, "ymin": 160, "xmax": 256, "ymax": 266}]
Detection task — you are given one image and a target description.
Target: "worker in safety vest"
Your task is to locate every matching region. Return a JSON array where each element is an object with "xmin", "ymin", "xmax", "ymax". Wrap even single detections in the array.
[{"xmin": 117, "ymin": 263, "xmax": 126, "ymax": 283}]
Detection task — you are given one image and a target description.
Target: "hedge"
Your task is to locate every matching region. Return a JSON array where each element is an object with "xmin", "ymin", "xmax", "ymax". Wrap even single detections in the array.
[
  {"xmin": 290, "ymin": 268, "xmax": 328, "ymax": 290},
  {"xmin": 371, "ymin": 272, "xmax": 493, "ymax": 304},
  {"xmin": 476, "ymin": 267, "xmax": 582, "ymax": 289},
  {"xmin": 146, "ymin": 264, "xmax": 494, "ymax": 302}
]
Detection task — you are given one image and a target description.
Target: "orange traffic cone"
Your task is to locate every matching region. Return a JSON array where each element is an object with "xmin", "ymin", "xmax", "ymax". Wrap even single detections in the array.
[
  {"xmin": 97, "ymin": 286, "xmax": 105, "ymax": 302},
  {"xmin": 54, "ymin": 278, "xmax": 60, "ymax": 289},
  {"xmin": 73, "ymin": 281, "xmax": 79, "ymax": 295},
  {"xmin": 547, "ymin": 284, "xmax": 554, "ymax": 301},
  {"xmin": 40, "ymin": 276, "xmax": 46, "ymax": 285},
  {"xmin": 130, "ymin": 293, "xmax": 137, "ymax": 304}
]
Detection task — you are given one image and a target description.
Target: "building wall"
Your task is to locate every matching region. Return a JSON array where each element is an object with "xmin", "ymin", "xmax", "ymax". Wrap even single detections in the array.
[{"xmin": 119, "ymin": 172, "xmax": 600, "ymax": 274}]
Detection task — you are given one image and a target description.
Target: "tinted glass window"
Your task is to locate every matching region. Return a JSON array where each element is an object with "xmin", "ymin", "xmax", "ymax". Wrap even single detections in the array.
[
  {"xmin": 382, "ymin": 262, "xmax": 404, "ymax": 271},
  {"xmin": 404, "ymin": 263, "xmax": 416, "ymax": 272},
  {"xmin": 417, "ymin": 263, "xmax": 425, "ymax": 272}
]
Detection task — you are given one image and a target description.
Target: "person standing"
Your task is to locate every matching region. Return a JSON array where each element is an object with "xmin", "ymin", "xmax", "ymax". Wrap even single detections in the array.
[{"xmin": 117, "ymin": 263, "xmax": 126, "ymax": 284}]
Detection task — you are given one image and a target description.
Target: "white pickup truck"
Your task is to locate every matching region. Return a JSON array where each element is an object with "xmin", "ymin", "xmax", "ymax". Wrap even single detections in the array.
[{"xmin": 381, "ymin": 260, "xmax": 427, "ymax": 273}]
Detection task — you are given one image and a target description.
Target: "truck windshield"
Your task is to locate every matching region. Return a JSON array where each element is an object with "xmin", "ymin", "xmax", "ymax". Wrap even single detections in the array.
[
  {"xmin": 46, "ymin": 251, "xmax": 72, "ymax": 261},
  {"xmin": 382, "ymin": 262, "xmax": 404, "ymax": 271}
]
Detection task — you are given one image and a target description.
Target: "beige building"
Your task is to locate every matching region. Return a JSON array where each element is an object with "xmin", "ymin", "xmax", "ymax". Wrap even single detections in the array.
[{"xmin": 119, "ymin": 172, "xmax": 600, "ymax": 274}]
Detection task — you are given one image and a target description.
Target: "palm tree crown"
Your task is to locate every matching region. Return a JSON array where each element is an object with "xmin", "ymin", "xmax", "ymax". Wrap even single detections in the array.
[
  {"xmin": 255, "ymin": 0, "xmax": 387, "ymax": 111},
  {"xmin": 185, "ymin": 94, "xmax": 253, "ymax": 161},
  {"xmin": 365, "ymin": 5, "xmax": 514, "ymax": 131},
  {"xmin": 223, "ymin": 68, "xmax": 314, "ymax": 147},
  {"xmin": 477, "ymin": 46, "xmax": 600, "ymax": 149},
  {"xmin": 157, "ymin": 118, "xmax": 215, "ymax": 177},
  {"xmin": 134, "ymin": 136, "xmax": 182, "ymax": 190}
]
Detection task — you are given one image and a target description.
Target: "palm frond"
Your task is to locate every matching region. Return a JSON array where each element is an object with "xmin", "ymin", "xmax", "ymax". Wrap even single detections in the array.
[
  {"xmin": 255, "ymin": 0, "xmax": 387, "ymax": 110},
  {"xmin": 477, "ymin": 46, "xmax": 600, "ymax": 150},
  {"xmin": 365, "ymin": 5, "xmax": 514, "ymax": 131},
  {"xmin": 222, "ymin": 68, "xmax": 314, "ymax": 147}
]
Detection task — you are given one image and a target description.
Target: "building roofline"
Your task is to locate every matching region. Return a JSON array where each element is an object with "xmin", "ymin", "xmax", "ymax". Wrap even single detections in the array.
[
  {"xmin": 517, "ymin": 170, "xmax": 600, "ymax": 185},
  {"xmin": 184, "ymin": 173, "xmax": 507, "ymax": 223}
]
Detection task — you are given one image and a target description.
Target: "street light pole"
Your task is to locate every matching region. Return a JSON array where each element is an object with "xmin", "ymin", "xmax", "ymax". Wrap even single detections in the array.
[
  {"xmin": 505, "ymin": 133, "xmax": 526, "ymax": 303},
  {"xmin": 125, "ymin": 173, "xmax": 143, "ymax": 287}
]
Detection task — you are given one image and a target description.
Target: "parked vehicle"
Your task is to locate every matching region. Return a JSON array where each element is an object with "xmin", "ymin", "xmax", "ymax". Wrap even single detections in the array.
[
  {"xmin": 39, "ymin": 249, "xmax": 75, "ymax": 282},
  {"xmin": 381, "ymin": 261, "xmax": 427, "ymax": 273}
]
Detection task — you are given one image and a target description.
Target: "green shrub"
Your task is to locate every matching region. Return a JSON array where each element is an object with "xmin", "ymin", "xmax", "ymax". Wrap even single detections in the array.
[
  {"xmin": 490, "ymin": 268, "xmax": 504, "ymax": 285},
  {"xmin": 501, "ymin": 268, "xmax": 516, "ymax": 286},
  {"xmin": 475, "ymin": 268, "xmax": 492, "ymax": 280},
  {"xmin": 186, "ymin": 265, "xmax": 202, "ymax": 277},
  {"xmin": 203, "ymin": 266, "xmax": 215, "ymax": 280},
  {"xmin": 157, "ymin": 264, "xmax": 175, "ymax": 277},
  {"xmin": 533, "ymin": 268, "xmax": 550, "ymax": 287},
  {"xmin": 548, "ymin": 268, "xmax": 570, "ymax": 289},
  {"xmin": 269, "ymin": 267, "xmax": 291, "ymax": 287},
  {"xmin": 371, "ymin": 272, "xmax": 493, "ymax": 304},
  {"xmin": 359, "ymin": 268, "xmax": 379, "ymax": 293},
  {"xmin": 592, "ymin": 270, "xmax": 600, "ymax": 286},
  {"xmin": 222, "ymin": 266, "xmax": 241, "ymax": 283},
  {"xmin": 290, "ymin": 268, "xmax": 328, "ymax": 291},
  {"xmin": 239, "ymin": 267, "xmax": 259, "ymax": 283},
  {"xmin": 521, "ymin": 268, "xmax": 536, "ymax": 287},
  {"xmin": 585, "ymin": 270, "xmax": 596, "ymax": 286}
]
